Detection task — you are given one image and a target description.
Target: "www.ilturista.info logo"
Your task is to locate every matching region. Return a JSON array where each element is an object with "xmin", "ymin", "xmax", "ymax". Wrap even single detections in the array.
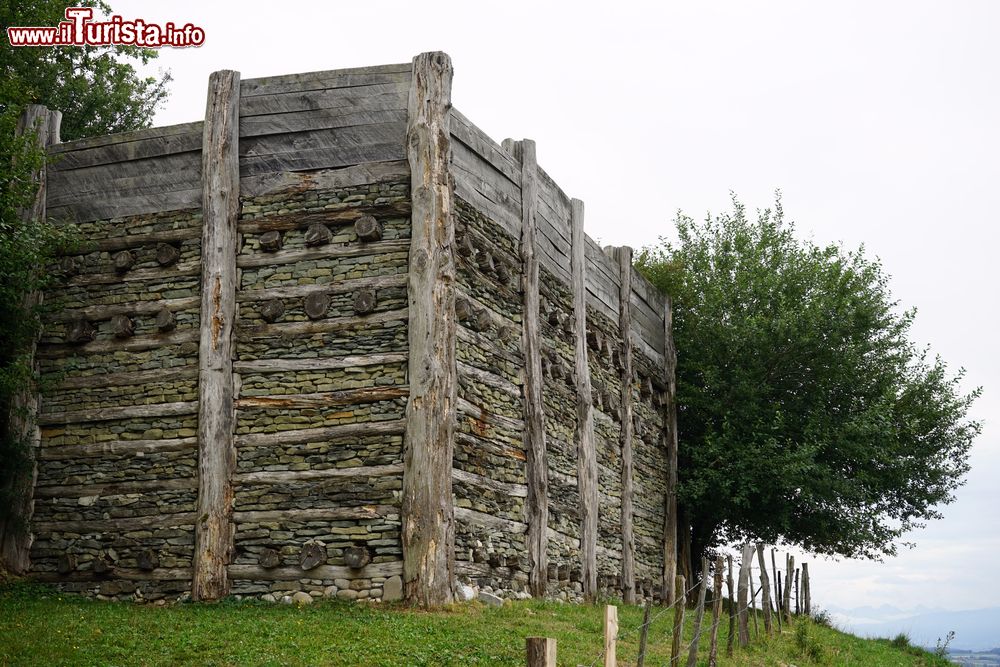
[{"xmin": 6, "ymin": 7, "xmax": 204, "ymax": 48}]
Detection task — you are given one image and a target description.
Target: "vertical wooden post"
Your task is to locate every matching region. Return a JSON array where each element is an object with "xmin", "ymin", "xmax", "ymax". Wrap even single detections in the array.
[
  {"xmin": 726, "ymin": 555, "xmax": 735, "ymax": 656},
  {"xmin": 755, "ymin": 544, "xmax": 773, "ymax": 637},
  {"xmin": 661, "ymin": 296, "xmax": 679, "ymax": 604},
  {"xmin": 571, "ymin": 198, "xmax": 598, "ymax": 602},
  {"xmin": 750, "ymin": 562, "xmax": 759, "ymax": 639},
  {"xmin": 603, "ymin": 604, "xmax": 618, "ymax": 667},
  {"xmin": 771, "ymin": 548, "xmax": 783, "ymax": 633},
  {"xmin": 802, "ymin": 562, "xmax": 811, "ymax": 616},
  {"xmin": 402, "ymin": 51, "xmax": 457, "ymax": 607},
  {"xmin": 794, "ymin": 567, "xmax": 800, "ymax": 615},
  {"xmin": 670, "ymin": 575, "xmax": 686, "ymax": 666},
  {"xmin": 783, "ymin": 554, "xmax": 794, "ymax": 623},
  {"xmin": 637, "ymin": 599, "xmax": 653, "ymax": 667},
  {"xmin": 607, "ymin": 245, "xmax": 636, "ymax": 604},
  {"xmin": 0, "ymin": 105, "xmax": 61, "ymax": 575},
  {"xmin": 506, "ymin": 138, "xmax": 548, "ymax": 598},
  {"xmin": 525, "ymin": 637, "xmax": 556, "ymax": 667},
  {"xmin": 736, "ymin": 543, "xmax": 752, "ymax": 647},
  {"xmin": 708, "ymin": 556, "xmax": 724, "ymax": 667},
  {"xmin": 687, "ymin": 556, "xmax": 710, "ymax": 667},
  {"xmin": 192, "ymin": 69, "xmax": 240, "ymax": 601}
]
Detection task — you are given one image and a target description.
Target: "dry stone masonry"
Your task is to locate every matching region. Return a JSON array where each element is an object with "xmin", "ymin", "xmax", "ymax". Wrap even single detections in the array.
[{"xmin": 16, "ymin": 52, "xmax": 679, "ymax": 607}]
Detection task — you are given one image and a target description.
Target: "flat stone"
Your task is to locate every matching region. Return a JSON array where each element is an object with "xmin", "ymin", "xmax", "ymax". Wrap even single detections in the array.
[
  {"xmin": 336, "ymin": 589, "xmax": 359, "ymax": 600},
  {"xmin": 291, "ymin": 591, "xmax": 313, "ymax": 605},
  {"xmin": 261, "ymin": 593, "xmax": 277, "ymax": 603},
  {"xmin": 382, "ymin": 575, "xmax": 403, "ymax": 602},
  {"xmin": 456, "ymin": 584, "xmax": 476, "ymax": 602},
  {"xmin": 479, "ymin": 592, "xmax": 503, "ymax": 608},
  {"xmin": 323, "ymin": 585, "xmax": 338, "ymax": 598}
]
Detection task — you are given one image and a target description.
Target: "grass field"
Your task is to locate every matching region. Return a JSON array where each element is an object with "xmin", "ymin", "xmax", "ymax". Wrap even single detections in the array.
[{"xmin": 0, "ymin": 582, "xmax": 950, "ymax": 666}]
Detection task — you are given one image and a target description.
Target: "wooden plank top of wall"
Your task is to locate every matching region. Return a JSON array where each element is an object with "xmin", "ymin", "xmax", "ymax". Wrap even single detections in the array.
[
  {"xmin": 48, "ymin": 121, "xmax": 203, "ymax": 157},
  {"xmin": 449, "ymin": 108, "xmax": 521, "ymax": 187},
  {"xmin": 240, "ymin": 62, "xmax": 411, "ymax": 97}
]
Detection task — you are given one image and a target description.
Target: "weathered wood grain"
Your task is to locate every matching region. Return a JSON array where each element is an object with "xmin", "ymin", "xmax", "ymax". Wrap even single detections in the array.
[
  {"xmin": 234, "ymin": 463, "xmax": 403, "ymax": 486},
  {"xmin": 228, "ymin": 561, "xmax": 403, "ymax": 581},
  {"xmin": 49, "ymin": 121, "xmax": 202, "ymax": 156},
  {"xmin": 609, "ymin": 246, "xmax": 637, "ymax": 604},
  {"xmin": 233, "ymin": 352, "xmax": 406, "ymax": 374},
  {"xmin": 239, "ymin": 81, "xmax": 407, "ymax": 116},
  {"xmin": 239, "ymin": 63, "xmax": 410, "ymax": 97},
  {"xmin": 32, "ymin": 513, "xmax": 197, "ymax": 534},
  {"xmin": 48, "ymin": 188, "xmax": 202, "ymax": 224},
  {"xmin": 37, "ymin": 436, "xmax": 197, "ymax": 460},
  {"xmin": 507, "ymin": 138, "xmax": 548, "ymax": 599},
  {"xmin": 240, "ymin": 160, "xmax": 409, "ymax": 199},
  {"xmin": 34, "ymin": 477, "xmax": 196, "ymax": 499},
  {"xmin": 37, "ymin": 329, "xmax": 199, "ymax": 359},
  {"xmin": 235, "ymin": 418, "xmax": 406, "ymax": 448},
  {"xmin": 235, "ymin": 385, "xmax": 407, "ymax": 410},
  {"xmin": 233, "ymin": 506, "xmax": 397, "ymax": 524},
  {"xmin": 37, "ymin": 400, "xmax": 198, "ymax": 426},
  {"xmin": 401, "ymin": 52, "xmax": 457, "ymax": 608},
  {"xmin": 449, "ymin": 108, "xmax": 520, "ymax": 186},
  {"xmin": 662, "ymin": 295, "xmax": 679, "ymax": 603},
  {"xmin": 192, "ymin": 69, "xmax": 240, "ymax": 603},
  {"xmin": 237, "ymin": 273, "xmax": 405, "ymax": 302},
  {"xmin": 572, "ymin": 199, "xmax": 598, "ymax": 602}
]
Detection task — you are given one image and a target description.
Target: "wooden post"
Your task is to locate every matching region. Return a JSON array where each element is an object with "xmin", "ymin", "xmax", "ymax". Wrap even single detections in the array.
[
  {"xmin": 637, "ymin": 599, "xmax": 652, "ymax": 667},
  {"xmin": 525, "ymin": 637, "xmax": 556, "ymax": 667},
  {"xmin": 783, "ymin": 554, "xmax": 794, "ymax": 623},
  {"xmin": 802, "ymin": 562, "xmax": 811, "ymax": 616},
  {"xmin": 571, "ymin": 198, "xmax": 597, "ymax": 602},
  {"xmin": 749, "ymin": 562, "xmax": 759, "ymax": 639},
  {"xmin": 771, "ymin": 548, "xmax": 782, "ymax": 633},
  {"xmin": 192, "ymin": 69, "xmax": 240, "ymax": 601},
  {"xmin": 794, "ymin": 567, "xmax": 800, "ymax": 615},
  {"xmin": 402, "ymin": 51, "xmax": 457, "ymax": 607},
  {"xmin": 603, "ymin": 605, "xmax": 618, "ymax": 667},
  {"xmin": 755, "ymin": 544, "xmax": 773, "ymax": 637},
  {"xmin": 726, "ymin": 555, "xmax": 735, "ymax": 656},
  {"xmin": 708, "ymin": 556, "xmax": 724, "ymax": 667},
  {"xmin": 0, "ymin": 105, "xmax": 60, "ymax": 575},
  {"xmin": 736, "ymin": 543, "xmax": 752, "ymax": 647},
  {"xmin": 670, "ymin": 575, "xmax": 686, "ymax": 666},
  {"xmin": 505, "ymin": 138, "xmax": 548, "ymax": 599},
  {"xmin": 661, "ymin": 296, "xmax": 679, "ymax": 604},
  {"xmin": 686, "ymin": 556, "xmax": 710, "ymax": 667},
  {"xmin": 608, "ymin": 245, "xmax": 636, "ymax": 604}
]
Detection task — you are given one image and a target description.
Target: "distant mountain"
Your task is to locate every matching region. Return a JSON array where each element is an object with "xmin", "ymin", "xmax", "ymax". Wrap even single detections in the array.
[{"xmin": 839, "ymin": 607, "xmax": 1000, "ymax": 652}]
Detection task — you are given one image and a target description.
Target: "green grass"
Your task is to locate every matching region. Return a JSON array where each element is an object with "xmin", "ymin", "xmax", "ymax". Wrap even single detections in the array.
[{"xmin": 0, "ymin": 582, "xmax": 950, "ymax": 666}]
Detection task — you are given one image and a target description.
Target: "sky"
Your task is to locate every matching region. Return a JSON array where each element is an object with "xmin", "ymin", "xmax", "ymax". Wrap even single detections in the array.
[{"xmin": 112, "ymin": 0, "xmax": 998, "ymax": 618}]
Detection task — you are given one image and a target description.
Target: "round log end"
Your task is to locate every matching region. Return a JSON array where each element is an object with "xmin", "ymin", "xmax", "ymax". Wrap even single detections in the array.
[
  {"xmin": 303, "ymin": 292, "xmax": 330, "ymax": 320},
  {"xmin": 259, "ymin": 230, "xmax": 283, "ymax": 252},
  {"xmin": 343, "ymin": 546, "xmax": 371, "ymax": 570},
  {"xmin": 113, "ymin": 250, "xmax": 135, "ymax": 273},
  {"xmin": 67, "ymin": 318, "xmax": 96, "ymax": 345},
  {"xmin": 299, "ymin": 541, "xmax": 327, "ymax": 571},
  {"xmin": 353, "ymin": 289, "xmax": 377, "ymax": 315},
  {"xmin": 260, "ymin": 299, "xmax": 285, "ymax": 323},
  {"xmin": 155, "ymin": 243, "xmax": 181, "ymax": 267},
  {"xmin": 304, "ymin": 223, "xmax": 332, "ymax": 247},
  {"xmin": 259, "ymin": 547, "xmax": 281, "ymax": 569},
  {"xmin": 111, "ymin": 313, "xmax": 135, "ymax": 339},
  {"xmin": 353, "ymin": 215, "xmax": 383, "ymax": 242},
  {"xmin": 155, "ymin": 307, "xmax": 176, "ymax": 332}
]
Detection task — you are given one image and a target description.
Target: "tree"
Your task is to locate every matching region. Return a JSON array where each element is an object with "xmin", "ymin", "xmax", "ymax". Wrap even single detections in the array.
[
  {"xmin": 0, "ymin": 0, "xmax": 171, "ymax": 571},
  {"xmin": 636, "ymin": 195, "xmax": 980, "ymax": 577}
]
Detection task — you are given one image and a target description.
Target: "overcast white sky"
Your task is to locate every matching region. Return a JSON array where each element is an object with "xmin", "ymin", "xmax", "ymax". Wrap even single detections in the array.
[{"xmin": 115, "ymin": 0, "xmax": 999, "ymax": 615}]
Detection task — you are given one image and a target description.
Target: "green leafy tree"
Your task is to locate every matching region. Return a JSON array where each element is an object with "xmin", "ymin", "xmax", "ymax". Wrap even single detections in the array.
[
  {"xmin": 0, "ymin": 0, "xmax": 170, "ymax": 568},
  {"xmin": 636, "ymin": 195, "xmax": 980, "ymax": 576}
]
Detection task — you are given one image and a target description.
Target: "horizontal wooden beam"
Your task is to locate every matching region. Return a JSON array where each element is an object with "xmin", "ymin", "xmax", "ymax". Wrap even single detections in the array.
[
  {"xmin": 240, "ymin": 160, "xmax": 409, "ymax": 199},
  {"xmin": 37, "ymin": 329, "xmax": 199, "ymax": 359},
  {"xmin": 234, "ymin": 463, "xmax": 403, "ymax": 486},
  {"xmin": 237, "ymin": 202, "xmax": 409, "ymax": 235},
  {"xmin": 233, "ymin": 352, "xmax": 406, "ymax": 374},
  {"xmin": 452, "ymin": 468, "xmax": 527, "ymax": 498},
  {"xmin": 52, "ymin": 366, "xmax": 198, "ymax": 391},
  {"xmin": 38, "ymin": 400, "xmax": 198, "ymax": 426},
  {"xmin": 236, "ymin": 386, "xmax": 407, "ymax": 410},
  {"xmin": 32, "ymin": 568, "xmax": 193, "ymax": 582},
  {"xmin": 46, "ymin": 298, "xmax": 199, "ymax": 325},
  {"xmin": 33, "ymin": 512, "xmax": 197, "ymax": 534},
  {"xmin": 228, "ymin": 560, "xmax": 402, "ymax": 581},
  {"xmin": 235, "ymin": 417, "xmax": 406, "ymax": 448},
  {"xmin": 237, "ymin": 273, "xmax": 406, "ymax": 302},
  {"xmin": 235, "ymin": 308, "xmax": 407, "ymax": 340},
  {"xmin": 234, "ymin": 505, "xmax": 397, "ymax": 524},
  {"xmin": 37, "ymin": 436, "xmax": 196, "ymax": 460},
  {"xmin": 34, "ymin": 477, "xmax": 196, "ymax": 499}
]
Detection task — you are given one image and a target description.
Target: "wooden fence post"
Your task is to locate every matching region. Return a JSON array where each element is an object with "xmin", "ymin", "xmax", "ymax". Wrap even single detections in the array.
[
  {"xmin": 802, "ymin": 562, "xmax": 811, "ymax": 616},
  {"xmin": 708, "ymin": 556, "xmax": 724, "ymax": 667},
  {"xmin": 637, "ymin": 599, "xmax": 652, "ymax": 667},
  {"xmin": 670, "ymin": 575, "xmax": 686, "ymax": 666},
  {"xmin": 192, "ymin": 69, "xmax": 240, "ymax": 601},
  {"xmin": 402, "ymin": 51, "xmax": 457, "ymax": 607},
  {"xmin": 756, "ymin": 544, "xmax": 773, "ymax": 637},
  {"xmin": 571, "ymin": 198, "xmax": 598, "ymax": 602},
  {"xmin": 687, "ymin": 556, "xmax": 709, "ymax": 667},
  {"xmin": 749, "ymin": 562, "xmax": 759, "ymax": 639},
  {"xmin": 603, "ymin": 604, "xmax": 618, "ymax": 667},
  {"xmin": 771, "ymin": 548, "xmax": 782, "ymax": 633},
  {"xmin": 726, "ymin": 555, "xmax": 735, "ymax": 656},
  {"xmin": 525, "ymin": 637, "xmax": 556, "ymax": 667},
  {"xmin": 737, "ymin": 543, "xmax": 752, "ymax": 647},
  {"xmin": 783, "ymin": 554, "xmax": 794, "ymax": 622},
  {"xmin": 795, "ymin": 567, "xmax": 800, "ymax": 615}
]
